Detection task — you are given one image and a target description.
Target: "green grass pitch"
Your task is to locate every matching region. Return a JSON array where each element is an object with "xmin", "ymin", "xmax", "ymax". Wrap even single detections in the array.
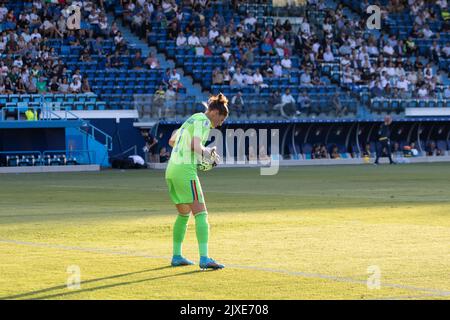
[{"xmin": 0, "ymin": 163, "xmax": 449, "ymax": 300}]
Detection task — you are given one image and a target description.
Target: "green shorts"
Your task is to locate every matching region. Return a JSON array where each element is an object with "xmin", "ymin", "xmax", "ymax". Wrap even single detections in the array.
[{"xmin": 166, "ymin": 176, "xmax": 205, "ymax": 205}]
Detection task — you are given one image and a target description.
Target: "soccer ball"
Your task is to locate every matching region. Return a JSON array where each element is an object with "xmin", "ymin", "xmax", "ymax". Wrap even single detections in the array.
[
  {"xmin": 197, "ymin": 160, "xmax": 216, "ymax": 171},
  {"xmin": 197, "ymin": 148, "xmax": 219, "ymax": 171}
]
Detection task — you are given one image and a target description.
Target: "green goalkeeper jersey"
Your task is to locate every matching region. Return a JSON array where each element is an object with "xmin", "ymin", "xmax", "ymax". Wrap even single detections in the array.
[{"xmin": 166, "ymin": 113, "xmax": 211, "ymax": 180}]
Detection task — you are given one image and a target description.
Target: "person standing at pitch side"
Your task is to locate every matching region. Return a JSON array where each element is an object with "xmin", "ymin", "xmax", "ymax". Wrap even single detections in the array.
[{"xmin": 374, "ymin": 115, "xmax": 396, "ymax": 165}]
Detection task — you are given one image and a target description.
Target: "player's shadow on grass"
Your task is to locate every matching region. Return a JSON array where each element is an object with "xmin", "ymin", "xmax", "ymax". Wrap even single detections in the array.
[{"xmin": 1, "ymin": 265, "xmax": 204, "ymax": 300}]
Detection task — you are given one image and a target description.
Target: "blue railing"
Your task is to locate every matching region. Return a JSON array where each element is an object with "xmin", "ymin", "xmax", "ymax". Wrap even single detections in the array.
[
  {"xmin": 0, "ymin": 149, "xmax": 97, "ymax": 166},
  {"xmin": 0, "ymin": 104, "xmax": 113, "ymax": 152}
]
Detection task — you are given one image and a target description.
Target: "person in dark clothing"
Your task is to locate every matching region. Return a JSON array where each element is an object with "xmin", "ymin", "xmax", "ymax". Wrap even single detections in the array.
[
  {"xmin": 374, "ymin": 116, "xmax": 396, "ymax": 165},
  {"xmin": 142, "ymin": 130, "xmax": 159, "ymax": 162}
]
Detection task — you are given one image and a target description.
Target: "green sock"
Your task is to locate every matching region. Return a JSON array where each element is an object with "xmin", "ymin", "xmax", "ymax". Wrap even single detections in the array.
[
  {"xmin": 195, "ymin": 211, "xmax": 209, "ymax": 258},
  {"xmin": 173, "ymin": 214, "xmax": 189, "ymax": 256}
]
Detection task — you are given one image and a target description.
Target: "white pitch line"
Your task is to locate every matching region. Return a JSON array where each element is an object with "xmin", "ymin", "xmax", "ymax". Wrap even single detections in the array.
[
  {"xmin": 372, "ymin": 293, "xmax": 450, "ymax": 300},
  {"xmin": 1, "ymin": 238, "xmax": 449, "ymax": 298}
]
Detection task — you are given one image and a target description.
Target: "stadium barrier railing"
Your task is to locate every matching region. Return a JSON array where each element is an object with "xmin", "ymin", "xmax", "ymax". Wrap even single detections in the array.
[{"xmin": 0, "ymin": 149, "xmax": 96, "ymax": 167}]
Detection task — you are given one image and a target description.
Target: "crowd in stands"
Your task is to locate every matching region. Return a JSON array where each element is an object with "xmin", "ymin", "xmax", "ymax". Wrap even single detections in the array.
[
  {"xmin": 122, "ymin": 0, "xmax": 450, "ymax": 119},
  {"xmin": 0, "ymin": 0, "xmax": 168, "ymax": 99},
  {"xmin": 1, "ymin": 0, "xmax": 450, "ymax": 118},
  {"xmin": 335, "ymin": 0, "xmax": 450, "ymax": 100},
  {"xmin": 0, "ymin": 0, "xmax": 114, "ymax": 95}
]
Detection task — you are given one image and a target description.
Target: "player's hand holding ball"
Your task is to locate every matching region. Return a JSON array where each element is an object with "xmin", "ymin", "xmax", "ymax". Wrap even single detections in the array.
[{"xmin": 198, "ymin": 146, "xmax": 220, "ymax": 171}]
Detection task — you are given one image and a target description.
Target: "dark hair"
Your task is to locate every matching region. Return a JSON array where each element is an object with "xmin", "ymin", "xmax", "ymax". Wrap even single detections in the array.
[{"xmin": 206, "ymin": 93, "xmax": 229, "ymax": 117}]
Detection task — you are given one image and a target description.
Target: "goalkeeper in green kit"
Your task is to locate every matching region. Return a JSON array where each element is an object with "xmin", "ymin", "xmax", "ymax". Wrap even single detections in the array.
[{"xmin": 166, "ymin": 93, "xmax": 229, "ymax": 270}]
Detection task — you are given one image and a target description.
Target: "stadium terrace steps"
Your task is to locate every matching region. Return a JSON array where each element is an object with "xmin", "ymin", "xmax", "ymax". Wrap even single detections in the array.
[{"xmin": 110, "ymin": 13, "xmax": 207, "ymax": 104}]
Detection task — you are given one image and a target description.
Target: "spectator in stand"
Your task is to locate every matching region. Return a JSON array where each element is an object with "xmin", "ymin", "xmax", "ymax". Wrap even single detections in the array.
[
  {"xmin": 222, "ymin": 69, "xmax": 231, "ymax": 85},
  {"xmin": 396, "ymin": 75, "xmax": 410, "ymax": 98},
  {"xmin": 198, "ymin": 29, "xmax": 209, "ymax": 48},
  {"xmin": 442, "ymin": 42, "xmax": 450, "ymax": 58},
  {"xmin": 331, "ymin": 145, "xmax": 341, "ymax": 159},
  {"xmin": 311, "ymin": 144, "xmax": 328, "ymax": 159},
  {"xmin": 407, "ymin": 71, "xmax": 418, "ymax": 87},
  {"xmin": 107, "ymin": 51, "xmax": 123, "ymax": 69},
  {"xmin": 164, "ymin": 85, "xmax": 177, "ymax": 117},
  {"xmin": 320, "ymin": 144, "xmax": 328, "ymax": 159},
  {"xmin": 69, "ymin": 78, "xmax": 81, "ymax": 93},
  {"xmin": 114, "ymin": 31, "xmax": 126, "ymax": 53},
  {"xmin": 323, "ymin": 46, "xmax": 335, "ymax": 62},
  {"xmin": 98, "ymin": 14, "xmax": 109, "ymax": 37},
  {"xmin": 311, "ymin": 144, "xmax": 320, "ymax": 159},
  {"xmin": 169, "ymin": 68, "xmax": 183, "ymax": 90},
  {"xmin": 269, "ymin": 89, "xmax": 282, "ymax": 115},
  {"xmin": 429, "ymin": 40, "xmax": 441, "ymax": 63},
  {"xmin": 72, "ymin": 69, "xmax": 83, "ymax": 83},
  {"xmin": 49, "ymin": 76, "xmax": 59, "ymax": 93},
  {"xmin": 281, "ymin": 54, "xmax": 292, "ymax": 69},
  {"xmin": 253, "ymin": 68, "xmax": 267, "ymax": 89},
  {"xmin": 273, "ymin": 60, "xmax": 283, "ymax": 78},
  {"xmin": 274, "ymin": 34, "xmax": 286, "ymax": 57},
  {"xmin": 300, "ymin": 68, "xmax": 312, "ymax": 86},
  {"xmin": 218, "ymin": 27, "xmax": 231, "ymax": 47},
  {"xmin": 243, "ymin": 69, "xmax": 254, "ymax": 86},
  {"xmin": 332, "ymin": 92, "xmax": 347, "ymax": 117},
  {"xmin": 81, "ymin": 78, "xmax": 92, "ymax": 94},
  {"xmin": 444, "ymin": 86, "xmax": 450, "ymax": 99},
  {"xmin": 131, "ymin": 51, "xmax": 144, "ymax": 70},
  {"xmin": 16, "ymin": 77, "xmax": 27, "ymax": 94},
  {"xmin": 91, "ymin": 37, "xmax": 105, "ymax": 56},
  {"xmin": 280, "ymin": 88, "xmax": 297, "ymax": 118},
  {"xmin": 231, "ymin": 67, "xmax": 245, "ymax": 88},
  {"xmin": 311, "ymin": 70, "xmax": 324, "ymax": 85},
  {"xmin": 159, "ymin": 147, "xmax": 171, "ymax": 163},
  {"xmin": 36, "ymin": 76, "xmax": 47, "ymax": 94},
  {"xmin": 144, "ymin": 52, "xmax": 160, "ymax": 69},
  {"xmin": 231, "ymin": 91, "xmax": 245, "ymax": 118},
  {"xmin": 371, "ymin": 79, "xmax": 384, "ymax": 97},
  {"xmin": 208, "ymin": 26, "xmax": 219, "ymax": 42},
  {"xmin": 261, "ymin": 37, "xmax": 274, "ymax": 55},
  {"xmin": 188, "ymin": 31, "xmax": 201, "ymax": 47},
  {"xmin": 176, "ymin": 31, "xmax": 187, "ymax": 48},
  {"xmin": 161, "ymin": 68, "xmax": 171, "ymax": 88},
  {"xmin": 167, "ymin": 21, "xmax": 179, "ymax": 40},
  {"xmin": 0, "ymin": 78, "xmax": 6, "ymax": 94},
  {"xmin": 421, "ymin": 24, "xmax": 434, "ymax": 39},
  {"xmin": 417, "ymin": 84, "xmax": 429, "ymax": 98},
  {"xmin": 152, "ymin": 84, "xmax": 166, "ymax": 112},
  {"xmin": 80, "ymin": 47, "xmax": 92, "ymax": 62},
  {"xmin": 25, "ymin": 75, "xmax": 36, "ymax": 93},
  {"xmin": 342, "ymin": 65, "xmax": 353, "ymax": 86},
  {"xmin": 261, "ymin": 59, "xmax": 273, "ymax": 78},
  {"xmin": 297, "ymin": 90, "xmax": 311, "ymax": 115},
  {"xmin": 405, "ymin": 36, "xmax": 417, "ymax": 55},
  {"xmin": 212, "ymin": 68, "xmax": 224, "ymax": 85}
]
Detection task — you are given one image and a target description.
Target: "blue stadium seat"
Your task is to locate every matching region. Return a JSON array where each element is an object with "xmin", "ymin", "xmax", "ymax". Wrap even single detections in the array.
[
  {"xmin": 20, "ymin": 95, "xmax": 31, "ymax": 103},
  {"xmin": 408, "ymin": 100, "xmax": 418, "ymax": 108},
  {"xmin": 0, "ymin": 95, "xmax": 7, "ymax": 104},
  {"xmin": 418, "ymin": 100, "xmax": 427, "ymax": 108},
  {"xmin": 54, "ymin": 94, "xmax": 65, "ymax": 103},
  {"xmin": 62, "ymin": 102, "xmax": 74, "ymax": 110},
  {"xmin": 74, "ymin": 102, "xmax": 84, "ymax": 111},
  {"xmin": 65, "ymin": 94, "xmax": 75, "ymax": 102},
  {"xmin": 43, "ymin": 95, "xmax": 54, "ymax": 103},
  {"xmin": 372, "ymin": 100, "xmax": 381, "ymax": 111},
  {"xmin": 96, "ymin": 102, "xmax": 106, "ymax": 110},
  {"xmin": 9, "ymin": 94, "xmax": 20, "ymax": 103}
]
